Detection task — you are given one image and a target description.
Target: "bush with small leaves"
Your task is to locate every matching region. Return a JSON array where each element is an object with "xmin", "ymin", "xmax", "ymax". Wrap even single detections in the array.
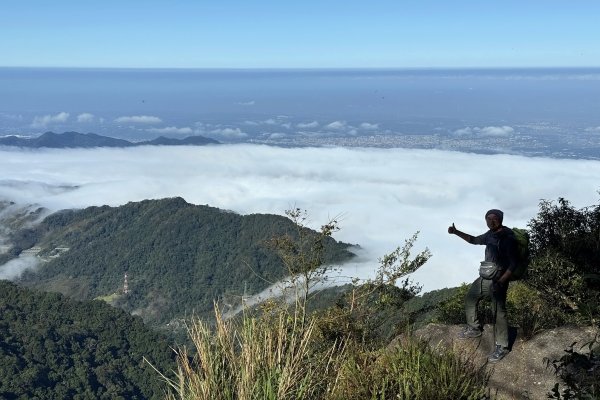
[
  {"xmin": 506, "ymin": 281, "xmax": 572, "ymax": 339},
  {"xmin": 526, "ymin": 196, "xmax": 600, "ymax": 323}
]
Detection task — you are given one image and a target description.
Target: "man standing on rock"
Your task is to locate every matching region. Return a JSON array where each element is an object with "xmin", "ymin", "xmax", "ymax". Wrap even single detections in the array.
[{"xmin": 448, "ymin": 209, "xmax": 518, "ymax": 363}]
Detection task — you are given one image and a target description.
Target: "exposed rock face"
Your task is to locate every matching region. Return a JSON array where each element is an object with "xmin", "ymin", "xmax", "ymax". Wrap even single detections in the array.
[{"xmin": 407, "ymin": 323, "xmax": 597, "ymax": 400}]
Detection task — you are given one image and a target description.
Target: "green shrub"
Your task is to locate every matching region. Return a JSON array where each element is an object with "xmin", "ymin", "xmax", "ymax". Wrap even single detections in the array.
[
  {"xmin": 526, "ymin": 196, "xmax": 600, "ymax": 323},
  {"xmin": 434, "ymin": 283, "xmax": 492, "ymax": 326},
  {"xmin": 314, "ymin": 281, "xmax": 422, "ymax": 349},
  {"xmin": 400, "ymin": 286, "xmax": 462, "ymax": 329},
  {"xmin": 506, "ymin": 281, "xmax": 571, "ymax": 339},
  {"xmin": 329, "ymin": 338, "xmax": 489, "ymax": 400},
  {"xmin": 434, "ymin": 283, "xmax": 470, "ymax": 324}
]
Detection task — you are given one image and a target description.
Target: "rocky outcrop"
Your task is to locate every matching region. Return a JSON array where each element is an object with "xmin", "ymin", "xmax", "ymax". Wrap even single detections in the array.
[{"xmin": 407, "ymin": 323, "xmax": 597, "ymax": 399}]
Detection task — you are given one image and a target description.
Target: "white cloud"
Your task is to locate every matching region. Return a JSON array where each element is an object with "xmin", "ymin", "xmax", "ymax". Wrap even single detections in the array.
[
  {"xmin": 76, "ymin": 113, "xmax": 95, "ymax": 123},
  {"xmin": 297, "ymin": 121, "xmax": 319, "ymax": 129},
  {"xmin": 325, "ymin": 120, "xmax": 347, "ymax": 130},
  {"xmin": 453, "ymin": 126, "xmax": 514, "ymax": 137},
  {"xmin": 146, "ymin": 126, "xmax": 194, "ymax": 135},
  {"xmin": 268, "ymin": 133, "xmax": 287, "ymax": 139},
  {"xmin": 31, "ymin": 112, "xmax": 70, "ymax": 128},
  {"xmin": 479, "ymin": 126, "xmax": 514, "ymax": 137},
  {"xmin": 0, "ymin": 255, "xmax": 39, "ymax": 280},
  {"xmin": 210, "ymin": 127, "xmax": 248, "ymax": 138},
  {"xmin": 264, "ymin": 118, "xmax": 293, "ymax": 129},
  {"xmin": 237, "ymin": 100, "xmax": 255, "ymax": 106},
  {"xmin": 1, "ymin": 146, "xmax": 599, "ymax": 294},
  {"xmin": 585, "ymin": 126, "xmax": 600, "ymax": 133},
  {"xmin": 114, "ymin": 115, "xmax": 162, "ymax": 124},
  {"xmin": 360, "ymin": 122, "xmax": 379, "ymax": 130},
  {"xmin": 453, "ymin": 127, "xmax": 474, "ymax": 136}
]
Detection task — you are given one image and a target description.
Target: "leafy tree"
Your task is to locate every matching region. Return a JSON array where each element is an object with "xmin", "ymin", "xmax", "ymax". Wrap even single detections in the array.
[
  {"xmin": 268, "ymin": 208, "xmax": 347, "ymax": 325},
  {"xmin": 526, "ymin": 196, "xmax": 600, "ymax": 320},
  {"xmin": 311, "ymin": 232, "xmax": 431, "ymax": 348}
]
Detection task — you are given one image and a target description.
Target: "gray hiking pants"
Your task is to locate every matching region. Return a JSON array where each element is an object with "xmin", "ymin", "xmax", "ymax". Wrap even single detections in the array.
[{"xmin": 465, "ymin": 277, "xmax": 509, "ymax": 348}]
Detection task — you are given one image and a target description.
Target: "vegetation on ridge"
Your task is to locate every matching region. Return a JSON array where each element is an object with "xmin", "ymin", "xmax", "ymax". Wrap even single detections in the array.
[
  {"xmin": 0, "ymin": 280, "xmax": 175, "ymax": 399},
  {"xmin": 14, "ymin": 198, "xmax": 354, "ymax": 327}
]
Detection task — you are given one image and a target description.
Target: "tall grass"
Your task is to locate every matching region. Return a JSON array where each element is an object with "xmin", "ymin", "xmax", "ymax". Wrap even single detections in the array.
[
  {"xmin": 157, "ymin": 303, "xmax": 490, "ymax": 400},
  {"xmin": 159, "ymin": 305, "xmax": 343, "ymax": 400}
]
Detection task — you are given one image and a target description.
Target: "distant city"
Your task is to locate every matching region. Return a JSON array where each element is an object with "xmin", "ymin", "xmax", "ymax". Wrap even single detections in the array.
[
  {"xmin": 248, "ymin": 124, "xmax": 600, "ymax": 160},
  {"xmin": 1, "ymin": 125, "xmax": 598, "ymax": 161}
]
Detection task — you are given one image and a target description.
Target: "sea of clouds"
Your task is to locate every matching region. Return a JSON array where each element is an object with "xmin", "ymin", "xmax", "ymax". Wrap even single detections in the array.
[{"xmin": 1, "ymin": 144, "xmax": 599, "ymax": 293}]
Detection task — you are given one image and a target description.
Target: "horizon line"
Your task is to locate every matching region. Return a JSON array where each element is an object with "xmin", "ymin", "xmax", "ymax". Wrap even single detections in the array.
[{"xmin": 2, "ymin": 65, "xmax": 600, "ymax": 72}]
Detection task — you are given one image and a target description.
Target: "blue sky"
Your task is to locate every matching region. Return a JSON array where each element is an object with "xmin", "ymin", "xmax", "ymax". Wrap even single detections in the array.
[{"xmin": 1, "ymin": 1, "xmax": 599, "ymax": 68}]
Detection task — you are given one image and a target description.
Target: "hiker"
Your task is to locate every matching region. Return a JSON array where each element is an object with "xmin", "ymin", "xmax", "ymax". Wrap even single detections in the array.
[{"xmin": 447, "ymin": 209, "xmax": 518, "ymax": 363}]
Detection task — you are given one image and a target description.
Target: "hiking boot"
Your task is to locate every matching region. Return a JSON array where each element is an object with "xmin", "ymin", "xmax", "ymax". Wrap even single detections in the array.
[
  {"xmin": 457, "ymin": 326, "xmax": 482, "ymax": 339},
  {"xmin": 488, "ymin": 344, "xmax": 510, "ymax": 363}
]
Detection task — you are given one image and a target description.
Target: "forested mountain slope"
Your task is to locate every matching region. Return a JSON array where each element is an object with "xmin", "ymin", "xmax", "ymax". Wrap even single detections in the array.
[
  {"xmin": 15, "ymin": 197, "xmax": 354, "ymax": 325},
  {"xmin": 0, "ymin": 280, "xmax": 175, "ymax": 399}
]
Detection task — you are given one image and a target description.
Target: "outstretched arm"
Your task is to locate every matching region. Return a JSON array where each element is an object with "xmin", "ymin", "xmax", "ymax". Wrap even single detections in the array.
[{"xmin": 448, "ymin": 223, "xmax": 474, "ymax": 243}]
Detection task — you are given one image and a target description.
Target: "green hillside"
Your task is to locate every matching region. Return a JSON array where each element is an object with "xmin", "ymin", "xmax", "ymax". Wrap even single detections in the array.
[
  {"xmin": 0, "ymin": 280, "xmax": 175, "ymax": 399},
  {"xmin": 16, "ymin": 198, "xmax": 355, "ymax": 326}
]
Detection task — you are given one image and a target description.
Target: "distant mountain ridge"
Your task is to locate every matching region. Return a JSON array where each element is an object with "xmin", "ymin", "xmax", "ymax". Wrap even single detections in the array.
[{"xmin": 0, "ymin": 131, "xmax": 219, "ymax": 148}]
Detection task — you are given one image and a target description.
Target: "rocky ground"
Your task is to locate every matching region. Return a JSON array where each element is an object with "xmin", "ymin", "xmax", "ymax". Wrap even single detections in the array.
[{"xmin": 408, "ymin": 323, "xmax": 598, "ymax": 400}]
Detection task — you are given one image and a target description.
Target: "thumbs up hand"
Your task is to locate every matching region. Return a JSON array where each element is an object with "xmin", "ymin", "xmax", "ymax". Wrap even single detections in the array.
[{"xmin": 448, "ymin": 223, "xmax": 457, "ymax": 234}]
